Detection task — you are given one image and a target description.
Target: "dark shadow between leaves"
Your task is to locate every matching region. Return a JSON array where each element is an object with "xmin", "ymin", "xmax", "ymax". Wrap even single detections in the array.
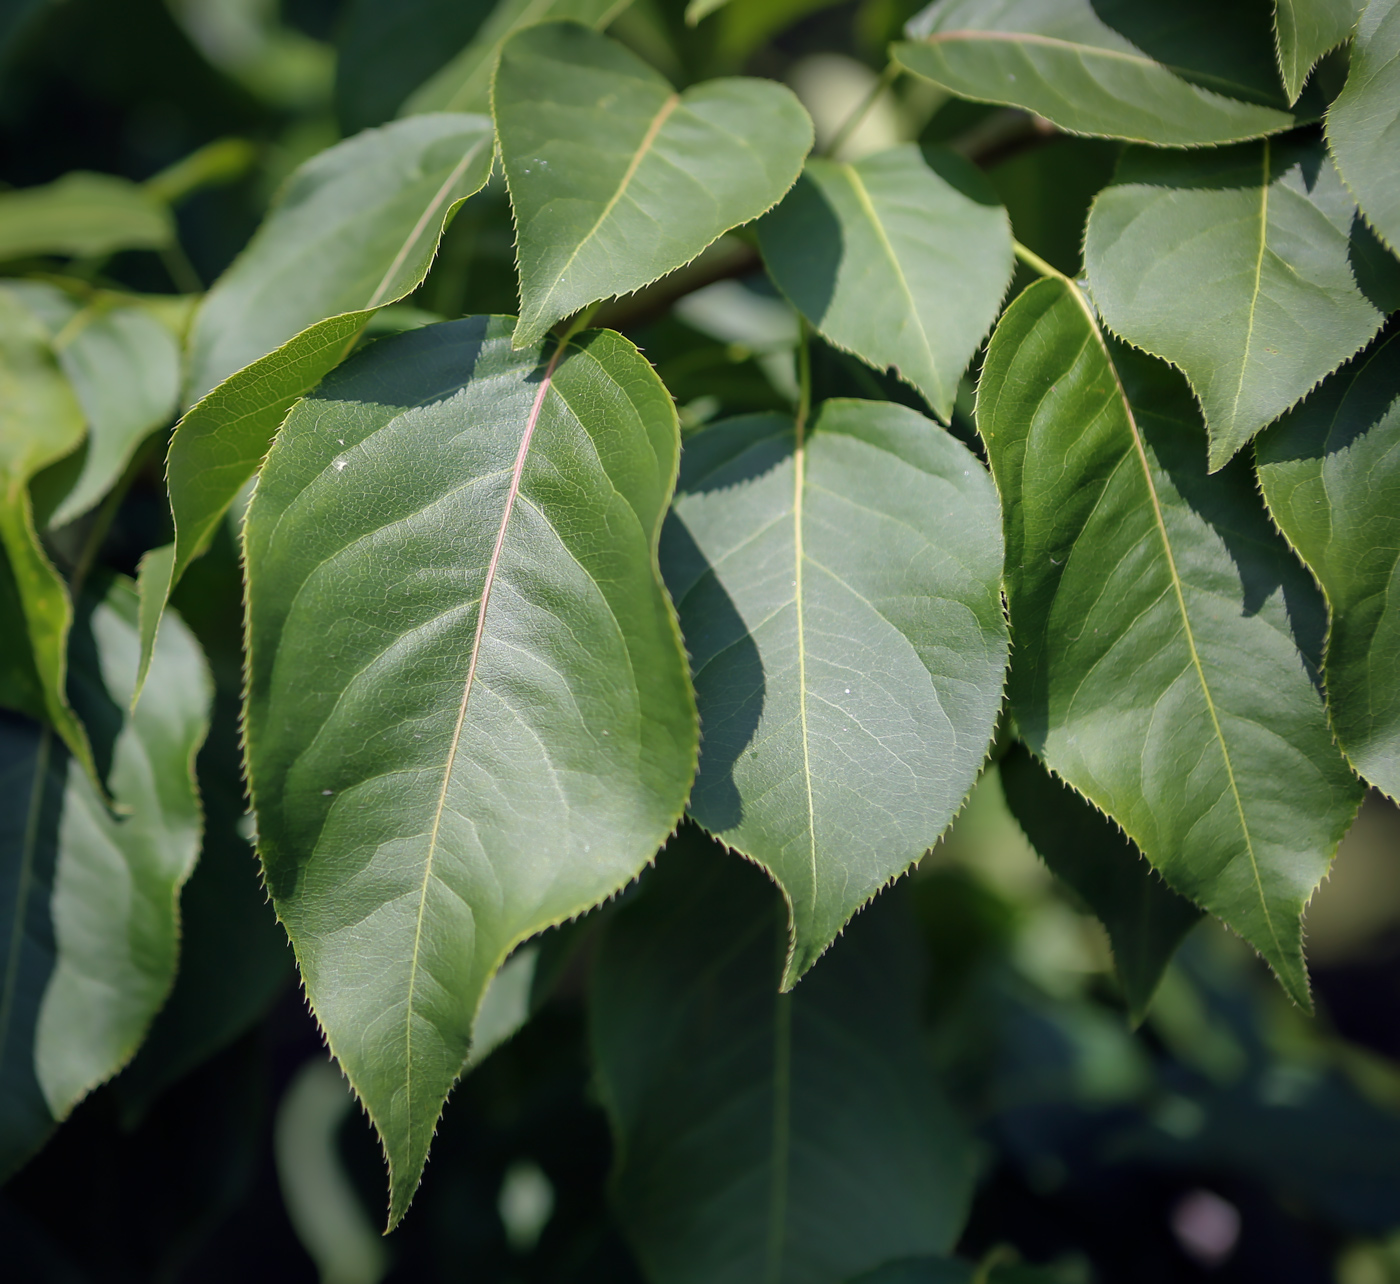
[{"xmin": 757, "ymin": 172, "xmax": 842, "ymax": 331}]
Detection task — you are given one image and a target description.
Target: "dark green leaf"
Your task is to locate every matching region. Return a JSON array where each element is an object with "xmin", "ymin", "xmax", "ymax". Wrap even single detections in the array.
[
  {"xmin": 845, "ymin": 1260, "xmax": 973, "ymax": 1284},
  {"xmin": 1274, "ymin": 0, "xmax": 1363, "ymax": 103},
  {"xmin": 0, "ymin": 172, "xmax": 173, "ymax": 262}
]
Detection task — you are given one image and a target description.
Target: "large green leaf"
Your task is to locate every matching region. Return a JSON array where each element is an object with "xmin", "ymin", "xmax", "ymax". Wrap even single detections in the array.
[
  {"xmin": 895, "ymin": 0, "xmax": 1303, "ymax": 146},
  {"xmin": 592, "ymin": 830, "xmax": 973, "ymax": 1284},
  {"xmin": 496, "ymin": 22, "xmax": 812, "ymax": 349},
  {"xmin": 0, "ymin": 172, "xmax": 173, "ymax": 262},
  {"xmin": 976, "ymin": 276, "xmax": 1363, "ymax": 1004},
  {"xmin": 401, "ymin": 0, "xmax": 632, "ymax": 116},
  {"xmin": 757, "ymin": 145, "xmax": 1014, "ymax": 421},
  {"xmin": 1084, "ymin": 139, "xmax": 1400, "ymax": 470},
  {"xmin": 243, "ymin": 316, "xmax": 697, "ymax": 1226},
  {"xmin": 1257, "ymin": 331, "xmax": 1400, "ymax": 801},
  {"xmin": 663, "ymin": 400, "xmax": 1006, "ymax": 986},
  {"xmin": 1327, "ymin": 0, "xmax": 1400, "ymax": 252},
  {"xmin": 0, "ymin": 574, "xmax": 210, "ymax": 1178},
  {"xmin": 1274, "ymin": 0, "xmax": 1363, "ymax": 102}
]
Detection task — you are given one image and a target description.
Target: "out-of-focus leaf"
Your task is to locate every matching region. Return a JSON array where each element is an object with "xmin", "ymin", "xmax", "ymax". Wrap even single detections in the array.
[
  {"xmin": 845, "ymin": 1260, "xmax": 973, "ymax": 1284},
  {"xmin": 1000, "ymin": 744, "xmax": 1202, "ymax": 1022},
  {"xmin": 712, "ymin": 0, "xmax": 847, "ymax": 60},
  {"xmin": 977, "ymin": 277, "xmax": 1363, "ymax": 1004},
  {"xmin": 1085, "ymin": 138, "xmax": 1400, "ymax": 470},
  {"xmin": 1257, "ymin": 331, "xmax": 1400, "ymax": 801},
  {"xmin": 243, "ymin": 317, "xmax": 697, "ymax": 1227},
  {"xmin": 0, "ymin": 575, "xmax": 210, "ymax": 1179},
  {"xmin": 496, "ymin": 21, "xmax": 812, "ymax": 348},
  {"xmin": 0, "ymin": 172, "xmax": 173, "ymax": 261},
  {"xmin": 1326, "ymin": 0, "xmax": 1400, "ymax": 252},
  {"xmin": 896, "ymin": 0, "xmax": 1304, "ymax": 146},
  {"xmin": 1274, "ymin": 0, "xmax": 1363, "ymax": 102},
  {"xmin": 592, "ymin": 831, "xmax": 973, "ymax": 1284},
  {"xmin": 758, "ymin": 145, "xmax": 1013, "ymax": 421},
  {"xmin": 663, "ymin": 400, "xmax": 1006, "ymax": 985}
]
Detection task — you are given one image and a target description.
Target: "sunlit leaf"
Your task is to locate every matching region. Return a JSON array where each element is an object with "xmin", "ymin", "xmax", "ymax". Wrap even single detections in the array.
[
  {"xmin": 0, "ymin": 172, "xmax": 173, "ymax": 262},
  {"xmin": 1273, "ymin": 0, "xmax": 1363, "ymax": 102}
]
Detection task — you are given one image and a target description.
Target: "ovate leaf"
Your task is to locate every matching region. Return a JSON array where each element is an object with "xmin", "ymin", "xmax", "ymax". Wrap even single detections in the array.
[
  {"xmin": 977, "ymin": 277, "xmax": 1363, "ymax": 1004},
  {"xmin": 0, "ymin": 172, "xmax": 173, "ymax": 262},
  {"xmin": 1326, "ymin": 0, "xmax": 1400, "ymax": 252},
  {"xmin": 243, "ymin": 317, "xmax": 697, "ymax": 1226},
  {"xmin": 663, "ymin": 400, "xmax": 1007, "ymax": 986},
  {"xmin": 1000, "ymin": 744, "xmax": 1202, "ymax": 1022},
  {"xmin": 496, "ymin": 21, "xmax": 812, "ymax": 349},
  {"xmin": 1274, "ymin": 0, "xmax": 1363, "ymax": 102},
  {"xmin": 592, "ymin": 830, "xmax": 973, "ymax": 1284},
  {"xmin": 1084, "ymin": 139, "xmax": 1400, "ymax": 470},
  {"xmin": 757, "ymin": 145, "xmax": 1014, "ymax": 421},
  {"xmin": 1257, "ymin": 331, "xmax": 1400, "ymax": 801},
  {"xmin": 895, "ymin": 0, "xmax": 1303, "ymax": 146},
  {"xmin": 0, "ymin": 574, "xmax": 210, "ymax": 1178}
]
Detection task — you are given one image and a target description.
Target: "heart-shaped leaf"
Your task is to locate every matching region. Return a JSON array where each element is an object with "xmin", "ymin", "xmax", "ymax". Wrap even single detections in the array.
[
  {"xmin": 495, "ymin": 21, "xmax": 812, "ymax": 349},
  {"xmin": 1273, "ymin": 0, "xmax": 1363, "ymax": 103}
]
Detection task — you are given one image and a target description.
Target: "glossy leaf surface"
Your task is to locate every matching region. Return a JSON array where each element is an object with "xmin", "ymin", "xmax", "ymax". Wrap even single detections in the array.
[
  {"xmin": 0, "ymin": 172, "xmax": 173, "ymax": 261},
  {"xmin": 1257, "ymin": 331, "xmax": 1400, "ymax": 801},
  {"xmin": 1274, "ymin": 0, "xmax": 1362, "ymax": 102},
  {"xmin": 977, "ymin": 277, "xmax": 1362, "ymax": 1003},
  {"xmin": 496, "ymin": 22, "xmax": 812, "ymax": 348},
  {"xmin": 243, "ymin": 317, "xmax": 697, "ymax": 1226},
  {"xmin": 592, "ymin": 832, "xmax": 972, "ymax": 1284},
  {"xmin": 758, "ymin": 145, "xmax": 1014, "ymax": 421},
  {"xmin": 1085, "ymin": 139, "xmax": 1399, "ymax": 470},
  {"xmin": 664, "ymin": 401, "xmax": 1006, "ymax": 985}
]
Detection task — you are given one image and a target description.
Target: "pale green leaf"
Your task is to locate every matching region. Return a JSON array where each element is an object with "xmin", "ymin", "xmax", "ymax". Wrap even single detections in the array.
[
  {"xmin": 496, "ymin": 22, "xmax": 812, "ymax": 349},
  {"xmin": 663, "ymin": 400, "xmax": 1007, "ymax": 986},
  {"xmin": 0, "ymin": 574, "xmax": 210, "ymax": 1178},
  {"xmin": 1257, "ymin": 331, "xmax": 1400, "ymax": 801},
  {"xmin": 243, "ymin": 317, "xmax": 697, "ymax": 1227},
  {"xmin": 0, "ymin": 172, "xmax": 173, "ymax": 262},
  {"xmin": 1326, "ymin": 0, "xmax": 1400, "ymax": 252},
  {"xmin": 1084, "ymin": 138, "xmax": 1400, "ymax": 471},
  {"xmin": 685, "ymin": 0, "xmax": 729, "ymax": 22},
  {"xmin": 977, "ymin": 277, "xmax": 1363, "ymax": 1005},
  {"xmin": 758, "ymin": 144, "xmax": 1014, "ymax": 421},
  {"xmin": 1274, "ymin": 0, "xmax": 1363, "ymax": 102},
  {"xmin": 896, "ymin": 0, "xmax": 1304, "ymax": 146},
  {"xmin": 592, "ymin": 830, "xmax": 973, "ymax": 1284}
]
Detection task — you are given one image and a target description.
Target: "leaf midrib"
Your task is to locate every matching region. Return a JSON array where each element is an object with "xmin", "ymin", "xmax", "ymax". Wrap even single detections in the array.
[{"xmin": 1225, "ymin": 139, "xmax": 1272, "ymax": 443}]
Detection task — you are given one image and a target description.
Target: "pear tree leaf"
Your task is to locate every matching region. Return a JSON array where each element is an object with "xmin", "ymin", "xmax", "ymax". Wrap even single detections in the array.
[
  {"xmin": 496, "ymin": 21, "xmax": 812, "ymax": 349},
  {"xmin": 757, "ymin": 145, "xmax": 1014, "ymax": 422},
  {"xmin": 976, "ymin": 276, "xmax": 1364, "ymax": 1005},
  {"xmin": 243, "ymin": 317, "xmax": 697, "ymax": 1227},
  {"xmin": 1274, "ymin": 0, "xmax": 1363, "ymax": 103},
  {"xmin": 0, "ymin": 574, "xmax": 210, "ymax": 1179},
  {"xmin": 1084, "ymin": 138, "xmax": 1400, "ymax": 471},
  {"xmin": 591, "ymin": 829, "xmax": 973, "ymax": 1284},
  {"xmin": 663, "ymin": 400, "xmax": 1007, "ymax": 987},
  {"xmin": 0, "ymin": 172, "xmax": 173, "ymax": 262},
  {"xmin": 1257, "ymin": 331, "xmax": 1400, "ymax": 801}
]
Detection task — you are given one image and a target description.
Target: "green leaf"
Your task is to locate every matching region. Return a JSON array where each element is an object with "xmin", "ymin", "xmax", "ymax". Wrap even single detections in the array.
[
  {"xmin": 999, "ymin": 744, "xmax": 1202, "ymax": 1022},
  {"xmin": 1257, "ymin": 331, "xmax": 1400, "ymax": 802},
  {"xmin": 895, "ymin": 0, "xmax": 1304, "ymax": 146},
  {"xmin": 976, "ymin": 276, "xmax": 1363, "ymax": 1005},
  {"xmin": 496, "ymin": 21, "xmax": 812, "ymax": 349},
  {"xmin": 401, "ymin": 0, "xmax": 634, "ymax": 116},
  {"xmin": 1274, "ymin": 0, "xmax": 1363, "ymax": 102},
  {"xmin": 663, "ymin": 399, "xmax": 1007, "ymax": 986},
  {"xmin": 1084, "ymin": 138, "xmax": 1400, "ymax": 471},
  {"xmin": 1326, "ymin": 0, "xmax": 1400, "ymax": 253},
  {"xmin": 757, "ymin": 145, "xmax": 1014, "ymax": 421},
  {"xmin": 0, "ymin": 574, "xmax": 210, "ymax": 1178},
  {"xmin": 243, "ymin": 316, "xmax": 697, "ymax": 1227},
  {"xmin": 0, "ymin": 172, "xmax": 174, "ymax": 262},
  {"xmin": 592, "ymin": 830, "xmax": 973, "ymax": 1284},
  {"xmin": 685, "ymin": 0, "xmax": 730, "ymax": 22}
]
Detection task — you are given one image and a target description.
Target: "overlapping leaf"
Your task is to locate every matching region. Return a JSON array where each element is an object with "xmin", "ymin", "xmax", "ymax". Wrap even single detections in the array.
[
  {"xmin": 758, "ymin": 145, "xmax": 1014, "ymax": 421},
  {"xmin": 663, "ymin": 399, "xmax": 1007, "ymax": 986},
  {"xmin": 243, "ymin": 317, "xmax": 697, "ymax": 1226},
  {"xmin": 592, "ymin": 830, "xmax": 972, "ymax": 1284},
  {"xmin": 1085, "ymin": 138, "xmax": 1400, "ymax": 470},
  {"xmin": 1257, "ymin": 331, "xmax": 1400, "ymax": 801},
  {"xmin": 495, "ymin": 21, "xmax": 812, "ymax": 349},
  {"xmin": 977, "ymin": 277, "xmax": 1363, "ymax": 1004},
  {"xmin": 0, "ymin": 172, "xmax": 173, "ymax": 261},
  {"xmin": 1274, "ymin": 0, "xmax": 1363, "ymax": 102}
]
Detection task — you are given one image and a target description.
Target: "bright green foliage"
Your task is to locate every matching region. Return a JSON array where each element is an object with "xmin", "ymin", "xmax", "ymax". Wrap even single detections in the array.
[
  {"xmin": 495, "ymin": 22, "xmax": 812, "ymax": 348},
  {"xmin": 977, "ymin": 277, "xmax": 1363, "ymax": 1004},
  {"xmin": 1084, "ymin": 138, "xmax": 1399, "ymax": 470},
  {"xmin": 592, "ymin": 831, "xmax": 972, "ymax": 1284},
  {"xmin": 243, "ymin": 317, "xmax": 697, "ymax": 1226},
  {"xmin": 1000, "ymin": 744, "xmax": 1202, "ymax": 1021},
  {"xmin": 1257, "ymin": 331, "xmax": 1400, "ymax": 802},
  {"xmin": 1326, "ymin": 0, "xmax": 1400, "ymax": 251},
  {"xmin": 758, "ymin": 146, "xmax": 1014, "ymax": 421},
  {"xmin": 0, "ymin": 172, "xmax": 173, "ymax": 262},
  {"xmin": 1273, "ymin": 0, "xmax": 1363, "ymax": 102},
  {"xmin": 0, "ymin": 575, "xmax": 209, "ymax": 1178},
  {"xmin": 664, "ymin": 401, "xmax": 1006, "ymax": 986},
  {"xmin": 896, "ymin": 0, "xmax": 1302, "ymax": 147}
]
